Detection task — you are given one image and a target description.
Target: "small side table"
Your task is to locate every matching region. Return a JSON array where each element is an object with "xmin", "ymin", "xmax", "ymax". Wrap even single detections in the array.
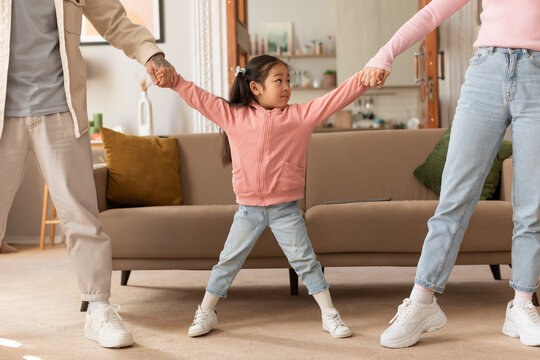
[{"xmin": 39, "ymin": 184, "xmax": 60, "ymax": 250}]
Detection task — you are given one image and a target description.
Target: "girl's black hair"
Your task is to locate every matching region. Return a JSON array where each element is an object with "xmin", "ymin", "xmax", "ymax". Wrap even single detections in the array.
[{"xmin": 221, "ymin": 55, "xmax": 288, "ymax": 166}]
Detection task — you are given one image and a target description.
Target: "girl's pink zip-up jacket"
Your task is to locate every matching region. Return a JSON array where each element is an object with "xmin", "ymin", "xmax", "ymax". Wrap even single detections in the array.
[{"xmin": 173, "ymin": 73, "xmax": 368, "ymax": 206}]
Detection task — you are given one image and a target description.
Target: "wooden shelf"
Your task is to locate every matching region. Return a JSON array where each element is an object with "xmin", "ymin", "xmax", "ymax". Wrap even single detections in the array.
[
  {"xmin": 250, "ymin": 53, "xmax": 336, "ymax": 60},
  {"xmin": 276, "ymin": 53, "xmax": 336, "ymax": 59}
]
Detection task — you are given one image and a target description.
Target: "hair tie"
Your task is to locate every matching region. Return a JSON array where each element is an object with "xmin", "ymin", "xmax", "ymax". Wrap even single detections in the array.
[{"xmin": 234, "ymin": 66, "xmax": 246, "ymax": 77}]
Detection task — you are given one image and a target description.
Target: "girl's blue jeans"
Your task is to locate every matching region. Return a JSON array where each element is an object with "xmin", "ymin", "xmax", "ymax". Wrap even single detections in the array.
[
  {"xmin": 206, "ymin": 200, "xmax": 328, "ymax": 297},
  {"xmin": 416, "ymin": 47, "xmax": 540, "ymax": 293}
]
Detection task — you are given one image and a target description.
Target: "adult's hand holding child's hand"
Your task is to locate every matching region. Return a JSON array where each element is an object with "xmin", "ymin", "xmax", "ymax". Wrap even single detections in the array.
[
  {"xmin": 358, "ymin": 67, "xmax": 390, "ymax": 88},
  {"xmin": 145, "ymin": 53, "xmax": 179, "ymax": 88}
]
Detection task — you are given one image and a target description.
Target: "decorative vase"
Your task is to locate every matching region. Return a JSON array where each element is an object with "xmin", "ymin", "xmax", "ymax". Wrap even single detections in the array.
[
  {"xmin": 138, "ymin": 89, "xmax": 153, "ymax": 136},
  {"xmin": 322, "ymin": 73, "xmax": 336, "ymax": 88}
]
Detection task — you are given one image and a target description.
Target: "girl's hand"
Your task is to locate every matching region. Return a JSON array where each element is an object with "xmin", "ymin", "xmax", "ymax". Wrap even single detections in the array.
[
  {"xmin": 145, "ymin": 54, "xmax": 179, "ymax": 88},
  {"xmin": 358, "ymin": 67, "xmax": 390, "ymax": 88}
]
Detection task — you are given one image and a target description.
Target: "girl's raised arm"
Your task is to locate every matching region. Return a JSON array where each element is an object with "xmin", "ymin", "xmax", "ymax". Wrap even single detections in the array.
[
  {"xmin": 296, "ymin": 73, "xmax": 369, "ymax": 129},
  {"xmin": 172, "ymin": 74, "xmax": 236, "ymax": 130}
]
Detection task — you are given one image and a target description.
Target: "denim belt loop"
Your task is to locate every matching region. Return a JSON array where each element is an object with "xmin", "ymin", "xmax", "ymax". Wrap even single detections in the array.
[
  {"xmin": 522, "ymin": 48, "xmax": 531, "ymax": 57},
  {"xmin": 487, "ymin": 47, "xmax": 494, "ymax": 55}
]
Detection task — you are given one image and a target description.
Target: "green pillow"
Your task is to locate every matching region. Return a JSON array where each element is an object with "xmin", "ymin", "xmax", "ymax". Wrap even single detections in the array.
[{"xmin": 414, "ymin": 127, "xmax": 512, "ymax": 200}]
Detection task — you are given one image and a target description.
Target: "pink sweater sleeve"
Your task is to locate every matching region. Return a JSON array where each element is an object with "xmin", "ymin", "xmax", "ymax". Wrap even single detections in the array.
[
  {"xmin": 366, "ymin": 0, "xmax": 471, "ymax": 71},
  {"xmin": 172, "ymin": 75, "xmax": 236, "ymax": 130},
  {"xmin": 296, "ymin": 73, "xmax": 369, "ymax": 129}
]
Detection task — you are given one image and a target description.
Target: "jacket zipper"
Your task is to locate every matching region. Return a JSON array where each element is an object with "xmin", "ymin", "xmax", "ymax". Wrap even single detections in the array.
[{"xmin": 257, "ymin": 111, "xmax": 271, "ymax": 205}]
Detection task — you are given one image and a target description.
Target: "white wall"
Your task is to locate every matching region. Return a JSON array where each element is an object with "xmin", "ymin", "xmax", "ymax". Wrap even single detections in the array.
[
  {"xmin": 83, "ymin": 0, "xmax": 195, "ymax": 135},
  {"xmin": 438, "ymin": 0, "xmax": 478, "ymax": 129},
  {"xmin": 5, "ymin": 0, "xmax": 196, "ymax": 243}
]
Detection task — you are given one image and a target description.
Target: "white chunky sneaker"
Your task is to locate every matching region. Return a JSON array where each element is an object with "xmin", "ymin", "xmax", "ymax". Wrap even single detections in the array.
[
  {"xmin": 380, "ymin": 298, "xmax": 447, "ymax": 348},
  {"xmin": 84, "ymin": 304, "xmax": 134, "ymax": 348},
  {"xmin": 188, "ymin": 305, "xmax": 218, "ymax": 337},
  {"xmin": 322, "ymin": 308, "xmax": 352, "ymax": 338},
  {"xmin": 502, "ymin": 300, "xmax": 540, "ymax": 346}
]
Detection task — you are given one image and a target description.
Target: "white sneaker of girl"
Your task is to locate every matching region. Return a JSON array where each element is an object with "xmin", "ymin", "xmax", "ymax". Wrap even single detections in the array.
[
  {"xmin": 502, "ymin": 300, "xmax": 540, "ymax": 346},
  {"xmin": 380, "ymin": 298, "xmax": 447, "ymax": 348},
  {"xmin": 84, "ymin": 304, "xmax": 134, "ymax": 348},
  {"xmin": 322, "ymin": 308, "xmax": 352, "ymax": 338},
  {"xmin": 188, "ymin": 305, "xmax": 218, "ymax": 337}
]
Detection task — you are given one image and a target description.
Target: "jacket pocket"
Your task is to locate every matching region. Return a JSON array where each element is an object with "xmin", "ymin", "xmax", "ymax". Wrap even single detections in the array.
[
  {"xmin": 276, "ymin": 162, "xmax": 305, "ymax": 192},
  {"xmin": 63, "ymin": 0, "xmax": 86, "ymax": 35},
  {"xmin": 469, "ymin": 48, "xmax": 489, "ymax": 66},
  {"xmin": 232, "ymin": 168, "xmax": 255, "ymax": 197}
]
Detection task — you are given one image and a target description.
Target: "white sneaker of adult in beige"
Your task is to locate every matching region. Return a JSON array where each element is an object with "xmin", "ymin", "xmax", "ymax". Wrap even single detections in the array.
[
  {"xmin": 322, "ymin": 308, "xmax": 352, "ymax": 338},
  {"xmin": 188, "ymin": 305, "xmax": 218, "ymax": 337},
  {"xmin": 84, "ymin": 304, "xmax": 134, "ymax": 348},
  {"xmin": 380, "ymin": 297, "xmax": 447, "ymax": 348},
  {"xmin": 502, "ymin": 300, "xmax": 540, "ymax": 346}
]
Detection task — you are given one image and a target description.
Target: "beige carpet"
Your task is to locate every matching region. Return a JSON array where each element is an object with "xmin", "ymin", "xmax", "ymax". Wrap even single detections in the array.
[{"xmin": 1, "ymin": 245, "xmax": 539, "ymax": 360}]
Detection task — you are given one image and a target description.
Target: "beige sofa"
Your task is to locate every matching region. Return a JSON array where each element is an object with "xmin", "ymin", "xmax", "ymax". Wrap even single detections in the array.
[{"xmin": 93, "ymin": 129, "xmax": 515, "ymax": 295}]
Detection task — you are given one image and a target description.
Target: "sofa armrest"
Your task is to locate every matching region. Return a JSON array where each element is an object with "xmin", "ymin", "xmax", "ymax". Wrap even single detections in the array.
[
  {"xmin": 93, "ymin": 164, "xmax": 109, "ymax": 212},
  {"xmin": 500, "ymin": 157, "xmax": 513, "ymax": 202}
]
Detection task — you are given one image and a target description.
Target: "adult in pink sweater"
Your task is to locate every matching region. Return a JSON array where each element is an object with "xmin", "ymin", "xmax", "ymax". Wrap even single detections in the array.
[
  {"xmin": 359, "ymin": 0, "xmax": 540, "ymax": 349},
  {"xmin": 166, "ymin": 55, "xmax": 368, "ymax": 338}
]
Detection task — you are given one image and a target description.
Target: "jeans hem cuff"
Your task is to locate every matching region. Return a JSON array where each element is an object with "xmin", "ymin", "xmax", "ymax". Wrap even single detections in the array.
[
  {"xmin": 206, "ymin": 287, "xmax": 227, "ymax": 298},
  {"xmin": 414, "ymin": 279, "xmax": 445, "ymax": 294},
  {"xmin": 81, "ymin": 291, "xmax": 111, "ymax": 302},
  {"xmin": 307, "ymin": 283, "xmax": 329, "ymax": 295},
  {"xmin": 509, "ymin": 280, "xmax": 538, "ymax": 293}
]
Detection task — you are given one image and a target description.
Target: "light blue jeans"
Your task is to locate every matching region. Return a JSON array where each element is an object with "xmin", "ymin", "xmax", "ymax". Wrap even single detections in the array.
[
  {"xmin": 206, "ymin": 200, "xmax": 328, "ymax": 297},
  {"xmin": 416, "ymin": 47, "xmax": 540, "ymax": 293}
]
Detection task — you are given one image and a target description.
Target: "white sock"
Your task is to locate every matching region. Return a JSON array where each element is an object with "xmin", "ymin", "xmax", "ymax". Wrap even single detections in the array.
[
  {"xmin": 410, "ymin": 284, "xmax": 434, "ymax": 305},
  {"xmin": 200, "ymin": 291, "xmax": 220, "ymax": 311},
  {"xmin": 312, "ymin": 288, "xmax": 335, "ymax": 313},
  {"xmin": 514, "ymin": 290, "xmax": 533, "ymax": 307},
  {"xmin": 88, "ymin": 300, "xmax": 110, "ymax": 314}
]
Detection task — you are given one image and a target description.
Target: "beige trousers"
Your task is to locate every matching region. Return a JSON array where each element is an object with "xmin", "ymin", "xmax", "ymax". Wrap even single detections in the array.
[{"xmin": 0, "ymin": 112, "xmax": 111, "ymax": 301}]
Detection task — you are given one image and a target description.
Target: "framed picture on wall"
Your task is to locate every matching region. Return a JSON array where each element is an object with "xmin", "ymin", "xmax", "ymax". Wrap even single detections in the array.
[
  {"xmin": 263, "ymin": 22, "xmax": 293, "ymax": 55},
  {"xmin": 80, "ymin": 0, "xmax": 164, "ymax": 45}
]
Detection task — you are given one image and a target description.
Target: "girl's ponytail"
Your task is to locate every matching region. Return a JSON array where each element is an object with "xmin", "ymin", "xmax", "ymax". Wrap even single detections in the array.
[{"xmin": 220, "ymin": 55, "xmax": 287, "ymax": 166}]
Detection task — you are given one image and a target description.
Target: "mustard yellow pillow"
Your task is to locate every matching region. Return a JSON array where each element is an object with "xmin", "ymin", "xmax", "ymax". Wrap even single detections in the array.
[{"xmin": 100, "ymin": 127, "xmax": 182, "ymax": 206}]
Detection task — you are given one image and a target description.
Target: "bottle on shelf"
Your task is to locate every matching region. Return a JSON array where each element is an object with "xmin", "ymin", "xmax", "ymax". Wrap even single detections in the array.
[
  {"xmin": 315, "ymin": 42, "xmax": 323, "ymax": 56},
  {"xmin": 301, "ymin": 71, "xmax": 311, "ymax": 88},
  {"xmin": 325, "ymin": 35, "xmax": 335, "ymax": 55}
]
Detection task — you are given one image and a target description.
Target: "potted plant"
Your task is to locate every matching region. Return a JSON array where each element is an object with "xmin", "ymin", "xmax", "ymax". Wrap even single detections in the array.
[{"xmin": 322, "ymin": 69, "xmax": 337, "ymax": 88}]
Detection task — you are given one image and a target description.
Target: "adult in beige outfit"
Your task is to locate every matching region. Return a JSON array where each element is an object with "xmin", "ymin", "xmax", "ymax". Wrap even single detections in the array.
[{"xmin": 0, "ymin": 0, "xmax": 177, "ymax": 348}]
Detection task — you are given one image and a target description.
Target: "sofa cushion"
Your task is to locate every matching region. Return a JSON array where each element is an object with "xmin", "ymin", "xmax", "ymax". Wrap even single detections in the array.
[
  {"xmin": 413, "ymin": 127, "xmax": 513, "ymax": 200},
  {"xmin": 305, "ymin": 129, "xmax": 445, "ymax": 208},
  {"xmin": 100, "ymin": 205, "xmax": 285, "ymax": 259},
  {"xmin": 305, "ymin": 200, "xmax": 513, "ymax": 253},
  {"xmin": 101, "ymin": 127, "xmax": 183, "ymax": 206}
]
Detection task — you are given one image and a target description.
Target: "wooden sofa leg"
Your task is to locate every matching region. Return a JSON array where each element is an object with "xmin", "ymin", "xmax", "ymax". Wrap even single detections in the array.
[
  {"xmin": 289, "ymin": 268, "xmax": 298, "ymax": 296},
  {"xmin": 489, "ymin": 265, "xmax": 501, "ymax": 280},
  {"xmin": 121, "ymin": 270, "xmax": 131, "ymax": 286},
  {"xmin": 80, "ymin": 301, "xmax": 88, "ymax": 312}
]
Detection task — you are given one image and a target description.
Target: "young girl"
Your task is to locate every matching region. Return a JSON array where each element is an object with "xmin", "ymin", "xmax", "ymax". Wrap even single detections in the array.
[
  {"xmin": 360, "ymin": 0, "xmax": 540, "ymax": 349},
  {"xmin": 161, "ymin": 55, "xmax": 368, "ymax": 338}
]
